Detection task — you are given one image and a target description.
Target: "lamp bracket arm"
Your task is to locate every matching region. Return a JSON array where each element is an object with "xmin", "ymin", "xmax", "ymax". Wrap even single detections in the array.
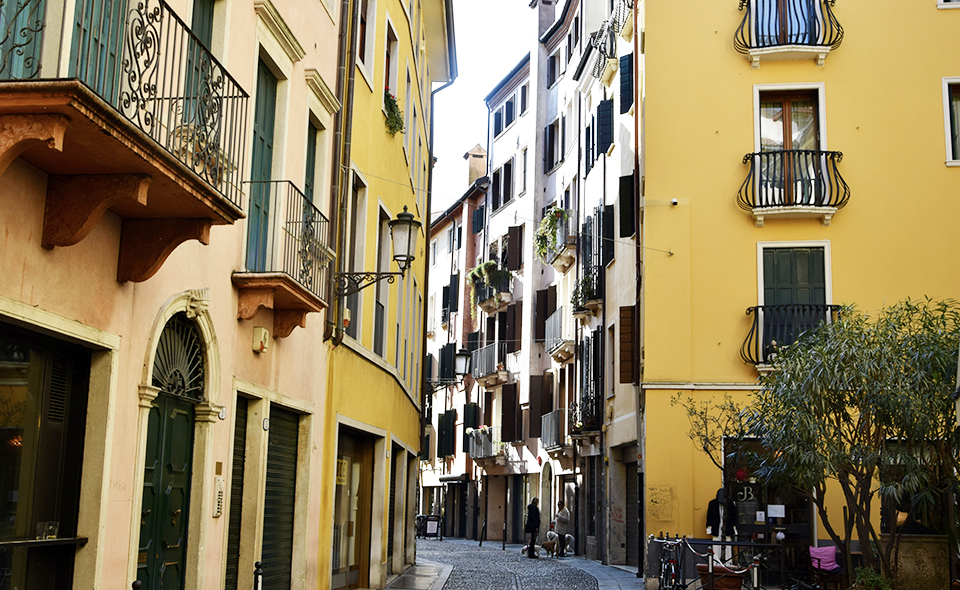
[{"xmin": 334, "ymin": 271, "xmax": 403, "ymax": 298}]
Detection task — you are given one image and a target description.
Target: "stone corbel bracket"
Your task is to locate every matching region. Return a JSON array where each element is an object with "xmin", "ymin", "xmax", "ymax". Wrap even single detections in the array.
[
  {"xmin": 43, "ymin": 174, "xmax": 151, "ymax": 249},
  {"xmin": 0, "ymin": 114, "xmax": 69, "ymax": 177},
  {"xmin": 117, "ymin": 219, "xmax": 212, "ymax": 283}
]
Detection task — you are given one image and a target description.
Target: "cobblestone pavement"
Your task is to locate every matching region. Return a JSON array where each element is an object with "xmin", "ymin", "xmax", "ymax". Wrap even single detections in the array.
[{"xmin": 404, "ymin": 538, "xmax": 644, "ymax": 590}]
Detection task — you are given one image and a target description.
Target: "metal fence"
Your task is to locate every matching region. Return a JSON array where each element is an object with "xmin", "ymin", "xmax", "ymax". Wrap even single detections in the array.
[
  {"xmin": 740, "ymin": 303, "xmax": 841, "ymax": 365},
  {"xmin": 468, "ymin": 427, "xmax": 500, "ymax": 459},
  {"xmin": 541, "ymin": 408, "xmax": 568, "ymax": 449},
  {"xmin": 4, "ymin": 0, "xmax": 250, "ymax": 205},
  {"xmin": 471, "ymin": 342, "xmax": 506, "ymax": 379},
  {"xmin": 738, "ymin": 150, "xmax": 849, "ymax": 211}
]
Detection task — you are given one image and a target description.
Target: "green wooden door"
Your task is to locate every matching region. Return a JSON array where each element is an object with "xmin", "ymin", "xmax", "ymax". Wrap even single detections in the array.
[
  {"xmin": 762, "ymin": 247, "xmax": 826, "ymax": 350},
  {"xmin": 137, "ymin": 393, "xmax": 195, "ymax": 590},
  {"xmin": 224, "ymin": 396, "xmax": 248, "ymax": 590},
  {"xmin": 246, "ymin": 61, "xmax": 277, "ymax": 271}
]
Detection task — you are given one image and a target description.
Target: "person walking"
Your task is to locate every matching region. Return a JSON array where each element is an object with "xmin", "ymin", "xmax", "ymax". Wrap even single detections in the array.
[
  {"xmin": 525, "ymin": 497, "xmax": 540, "ymax": 558},
  {"xmin": 554, "ymin": 500, "xmax": 570, "ymax": 556}
]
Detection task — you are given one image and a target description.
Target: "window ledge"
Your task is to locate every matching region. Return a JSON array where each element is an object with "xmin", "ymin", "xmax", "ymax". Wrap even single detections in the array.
[
  {"xmin": 946, "ymin": 160, "xmax": 960, "ymax": 167},
  {"xmin": 746, "ymin": 45, "xmax": 832, "ymax": 68},
  {"xmin": 938, "ymin": 2, "xmax": 960, "ymax": 8},
  {"xmin": 751, "ymin": 205, "xmax": 838, "ymax": 227}
]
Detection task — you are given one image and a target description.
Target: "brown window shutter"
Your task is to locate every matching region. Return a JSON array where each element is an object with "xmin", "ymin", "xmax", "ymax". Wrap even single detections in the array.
[
  {"xmin": 501, "ymin": 384, "xmax": 519, "ymax": 442},
  {"xmin": 619, "ymin": 306, "xmax": 636, "ymax": 384},
  {"xmin": 507, "ymin": 225, "xmax": 521, "ymax": 271},
  {"xmin": 505, "ymin": 304, "xmax": 516, "ymax": 353},
  {"xmin": 535, "ymin": 289, "xmax": 548, "ymax": 342},
  {"xmin": 547, "ymin": 285, "xmax": 557, "ymax": 317},
  {"xmin": 529, "ymin": 374, "xmax": 543, "ymax": 438},
  {"xmin": 515, "ymin": 301, "xmax": 523, "ymax": 351},
  {"xmin": 484, "ymin": 390, "xmax": 493, "ymax": 426}
]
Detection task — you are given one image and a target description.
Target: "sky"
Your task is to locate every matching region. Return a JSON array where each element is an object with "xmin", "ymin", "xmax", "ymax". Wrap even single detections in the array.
[{"xmin": 429, "ymin": 0, "xmax": 535, "ymax": 216}]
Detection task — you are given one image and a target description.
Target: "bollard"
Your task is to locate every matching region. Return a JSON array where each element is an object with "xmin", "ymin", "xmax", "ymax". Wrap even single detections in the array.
[
  {"xmin": 132, "ymin": 582, "xmax": 142, "ymax": 590},
  {"xmin": 254, "ymin": 560, "xmax": 263, "ymax": 590}
]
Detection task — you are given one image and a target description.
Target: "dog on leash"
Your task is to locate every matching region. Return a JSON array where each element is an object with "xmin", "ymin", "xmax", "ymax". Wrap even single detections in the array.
[
  {"xmin": 541, "ymin": 531, "xmax": 560, "ymax": 557},
  {"xmin": 520, "ymin": 544, "xmax": 541, "ymax": 557}
]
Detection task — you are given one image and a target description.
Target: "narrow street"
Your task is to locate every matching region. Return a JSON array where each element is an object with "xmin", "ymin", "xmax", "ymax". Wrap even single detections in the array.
[{"xmin": 389, "ymin": 539, "xmax": 645, "ymax": 590}]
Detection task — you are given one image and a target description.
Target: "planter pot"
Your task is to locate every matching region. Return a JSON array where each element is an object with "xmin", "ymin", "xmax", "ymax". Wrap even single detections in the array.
[{"xmin": 696, "ymin": 564, "xmax": 744, "ymax": 590}]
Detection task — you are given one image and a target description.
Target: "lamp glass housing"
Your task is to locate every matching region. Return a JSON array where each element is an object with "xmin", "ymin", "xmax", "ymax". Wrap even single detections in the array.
[
  {"xmin": 389, "ymin": 206, "xmax": 421, "ymax": 272},
  {"xmin": 454, "ymin": 348, "xmax": 471, "ymax": 376}
]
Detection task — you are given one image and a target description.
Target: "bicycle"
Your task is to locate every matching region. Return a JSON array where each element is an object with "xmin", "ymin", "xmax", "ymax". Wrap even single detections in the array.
[{"xmin": 650, "ymin": 533, "xmax": 686, "ymax": 590}]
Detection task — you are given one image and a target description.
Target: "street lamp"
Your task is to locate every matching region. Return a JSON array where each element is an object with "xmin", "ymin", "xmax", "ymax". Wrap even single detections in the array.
[
  {"xmin": 334, "ymin": 206, "xmax": 422, "ymax": 297},
  {"xmin": 425, "ymin": 348, "xmax": 472, "ymax": 392}
]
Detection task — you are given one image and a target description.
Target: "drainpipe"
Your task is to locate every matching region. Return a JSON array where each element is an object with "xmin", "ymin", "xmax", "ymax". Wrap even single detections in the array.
[
  {"xmin": 632, "ymin": 0, "xmax": 643, "ymax": 576},
  {"xmin": 329, "ymin": 0, "xmax": 361, "ymax": 347}
]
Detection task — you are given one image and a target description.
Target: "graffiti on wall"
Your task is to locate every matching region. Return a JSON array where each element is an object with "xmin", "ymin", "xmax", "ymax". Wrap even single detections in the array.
[{"xmin": 647, "ymin": 486, "xmax": 675, "ymax": 521}]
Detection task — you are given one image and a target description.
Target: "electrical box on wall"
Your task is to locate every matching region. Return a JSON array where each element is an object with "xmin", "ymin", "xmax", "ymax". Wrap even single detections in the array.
[
  {"xmin": 213, "ymin": 476, "xmax": 225, "ymax": 517},
  {"xmin": 253, "ymin": 327, "xmax": 269, "ymax": 353}
]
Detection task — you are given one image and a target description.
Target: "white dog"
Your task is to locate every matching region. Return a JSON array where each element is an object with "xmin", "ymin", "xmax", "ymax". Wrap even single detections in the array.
[{"xmin": 521, "ymin": 543, "xmax": 541, "ymax": 557}]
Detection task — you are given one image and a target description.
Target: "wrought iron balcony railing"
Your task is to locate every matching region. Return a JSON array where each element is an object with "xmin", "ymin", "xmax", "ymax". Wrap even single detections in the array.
[
  {"xmin": 734, "ymin": 0, "xmax": 843, "ymax": 53},
  {"xmin": 738, "ymin": 150, "xmax": 849, "ymax": 211},
  {"xmin": 740, "ymin": 303, "xmax": 841, "ymax": 365},
  {"xmin": 0, "ymin": 0, "xmax": 248, "ymax": 206},
  {"xmin": 475, "ymin": 272, "xmax": 512, "ymax": 306},
  {"xmin": 545, "ymin": 306, "xmax": 573, "ymax": 353},
  {"xmin": 440, "ymin": 307, "xmax": 450, "ymax": 325},
  {"xmin": 541, "ymin": 408, "xmax": 568, "ymax": 450},
  {"xmin": 545, "ymin": 209, "xmax": 578, "ymax": 261},
  {"xmin": 471, "ymin": 342, "xmax": 507, "ymax": 380},
  {"xmin": 468, "ymin": 427, "xmax": 501, "ymax": 460},
  {"xmin": 245, "ymin": 181, "xmax": 332, "ymax": 302}
]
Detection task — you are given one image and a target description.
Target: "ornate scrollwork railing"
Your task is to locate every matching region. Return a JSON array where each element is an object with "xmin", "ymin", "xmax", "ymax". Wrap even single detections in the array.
[
  {"xmin": 67, "ymin": 0, "xmax": 248, "ymax": 207},
  {"xmin": 735, "ymin": 0, "xmax": 842, "ymax": 53},
  {"xmin": 738, "ymin": 149, "xmax": 849, "ymax": 210},
  {"xmin": 740, "ymin": 303, "xmax": 841, "ymax": 365},
  {"xmin": 0, "ymin": 0, "xmax": 46, "ymax": 79}
]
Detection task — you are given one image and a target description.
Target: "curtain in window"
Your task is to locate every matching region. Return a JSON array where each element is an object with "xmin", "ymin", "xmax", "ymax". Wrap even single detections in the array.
[{"xmin": 950, "ymin": 86, "xmax": 960, "ymax": 160}]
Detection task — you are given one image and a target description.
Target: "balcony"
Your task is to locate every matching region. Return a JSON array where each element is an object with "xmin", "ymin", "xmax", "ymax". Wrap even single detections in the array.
[
  {"xmin": 545, "ymin": 307, "xmax": 575, "ymax": 364},
  {"xmin": 738, "ymin": 150, "xmax": 849, "ymax": 227},
  {"xmin": 734, "ymin": 0, "xmax": 843, "ymax": 68},
  {"xmin": 468, "ymin": 427, "xmax": 501, "ymax": 460},
  {"xmin": 740, "ymin": 303, "xmax": 841, "ymax": 366},
  {"xmin": 541, "ymin": 409, "xmax": 572, "ymax": 457},
  {"xmin": 546, "ymin": 209, "xmax": 577, "ymax": 274},
  {"xmin": 0, "ymin": 0, "xmax": 248, "ymax": 282},
  {"xmin": 474, "ymin": 270, "xmax": 513, "ymax": 315},
  {"xmin": 232, "ymin": 181, "xmax": 332, "ymax": 338},
  {"xmin": 471, "ymin": 342, "xmax": 508, "ymax": 388}
]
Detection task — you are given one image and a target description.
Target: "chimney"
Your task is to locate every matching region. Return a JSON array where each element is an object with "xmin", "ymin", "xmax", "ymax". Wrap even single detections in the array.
[
  {"xmin": 530, "ymin": 0, "xmax": 557, "ymax": 36},
  {"xmin": 463, "ymin": 145, "xmax": 487, "ymax": 186}
]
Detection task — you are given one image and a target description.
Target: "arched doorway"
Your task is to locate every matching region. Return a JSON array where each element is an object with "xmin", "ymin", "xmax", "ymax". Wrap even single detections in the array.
[{"xmin": 137, "ymin": 313, "xmax": 205, "ymax": 589}]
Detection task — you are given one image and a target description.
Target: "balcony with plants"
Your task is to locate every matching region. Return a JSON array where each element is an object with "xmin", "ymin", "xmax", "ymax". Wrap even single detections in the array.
[
  {"xmin": 467, "ymin": 425, "xmax": 508, "ymax": 466},
  {"xmin": 571, "ymin": 268, "xmax": 603, "ymax": 324},
  {"xmin": 734, "ymin": 0, "xmax": 843, "ymax": 68},
  {"xmin": 738, "ymin": 149, "xmax": 849, "ymax": 227},
  {"xmin": 740, "ymin": 303, "xmax": 841, "ymax": 367},
  {"xmin": 469, "ymin": 260, "xmax": 513, "ymax": 316},
  {"xmin": 0, "ymin": 0, "xmax": 249, "ymax": 281},
  {"xmin": 232, "ymin": 181, "xmax": 333, "ymax": 338},
  {"xmin": 534, "ymin": 207, "xmax": 577, "ymax": 273},
  {"xmin": 470, "ymin": 341, "xmax": 508, "ymax": 388},
  {"xmin": 545, "ymin": 306, "xmax": 575, "ymax": 364}
]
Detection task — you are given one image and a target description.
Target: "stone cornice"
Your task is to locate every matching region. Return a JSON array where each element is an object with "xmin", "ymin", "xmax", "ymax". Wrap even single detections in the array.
[
  {"xmin": 254, "ymin": 0, "xmax": 306, "ymax": 63},
  {"xmin": 305, "ymin": 69, "xmax": 341, "ymax": 116}
]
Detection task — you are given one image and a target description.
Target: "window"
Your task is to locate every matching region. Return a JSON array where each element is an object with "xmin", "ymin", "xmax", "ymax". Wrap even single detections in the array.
[
  {"xmin": 383, "ymin": 25, "xmax": 398, "ymax": 102},
  {"xmin": 759, "ymin": 90, "xmax": 820, "ymax": 152},
  {"xmin": 520, "ymin": 84, "xmax": 528, "ymax": 114},
  {"xmin": 358, "ymin": 0, "xmax": 374, "ymax": 65},
  {"xmin": 404, "ymin": 70, "xmax": 412, "ymax": 154},
  {"xmin": 544, "ymin": 119, "xmax": 561, "ymax": 171},
  {"xmin": 939, "ymin": 0, "xmax": 960, "ymax": 7},
  {"xmin": 943, "ymin": 79, "xmax": 960, "ymax": 163},
  {"xmin": 430, "ymin": 239, "xmax": 437, "ymax": 265},
  {"xmin": 374, "ymin": 209, "xmax": 391, "ymax": 357},
  {"xmin": 547, "ymin": 51, "xmax": 561, "ymax": 87},
  {"xmin": 753, "ymin": 0, "xmax": 819, "ymax": 46},
  {"xmin": 494, "ymin": 95, "xmax": 516, "ymax": 137},
  {"xmin": 491, "ymin": 159, "xmax": 514, "ymax": 210},
  {"xmin": 520, "ymin": 148, "xmax": 528, "ymax": 193}
]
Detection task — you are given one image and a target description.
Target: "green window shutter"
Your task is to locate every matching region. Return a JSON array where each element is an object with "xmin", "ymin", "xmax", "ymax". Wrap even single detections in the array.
[
  {"xmin": 619, "ymin": 54, "xmax": 633, "ymax": 114},
  {"xmin": 247, "ymin": 62, "xmax": 278, "ymax": 271},
  {"xmin": 439, "ymin": 343, "xmax": 455, "ymax": 380},
  {"xmin": 763, "ymin": 248, "xmax": 826, "ymax": 306},
  {"xmin": 449, "ymin": 274, "xmax": 459, "ymax": 313},
  {"xmin": 598, "ymin": 100, "xmax": 614, "ymax": 155},
  {"xmin": 224, "ymin": 397, "xmax": 248, "ymax": 590},
  {"xmin": 529, "ymin": 374, "xmax": 543, "ymax": 438},
  {"xmin": 602, "ymin": 205, "xmax": 615, "ymax": 266}
]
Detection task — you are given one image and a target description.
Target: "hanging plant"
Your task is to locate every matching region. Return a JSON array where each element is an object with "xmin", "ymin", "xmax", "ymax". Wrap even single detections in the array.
[
  {"xmin": 571, "ymin": 273, "xmax": 597, "ymax": 310},
  {"xmin": 384, "ymin": 88, "xmax": 404, "ymax": 135},
  {"xmin": 468, "ymin": 261, "xmax": 511, "ymax": 321},
  {"xmin": 534, "ymin": 208, "xmax": 569, "ymax": 262}
]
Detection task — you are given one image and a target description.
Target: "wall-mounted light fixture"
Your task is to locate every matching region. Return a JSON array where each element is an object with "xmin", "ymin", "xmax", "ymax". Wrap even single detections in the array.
[{"xmin": 334, "ymin": 206, "xmax": 422, "ymax": 297}]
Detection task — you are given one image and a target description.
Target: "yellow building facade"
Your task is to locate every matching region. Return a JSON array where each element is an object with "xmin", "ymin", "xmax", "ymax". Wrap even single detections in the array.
[
  {"xmin": 320, "ymin": 0, "xmax": 455, "ymax": 588},
  {"xmin": 639, "ymin": 0, "xmax": 960, "ymax": 572}
]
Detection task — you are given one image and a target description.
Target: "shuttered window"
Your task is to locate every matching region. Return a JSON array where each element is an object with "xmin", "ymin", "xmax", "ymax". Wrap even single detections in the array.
[
  {"xmin": 620, "ymin": 53, "xmax": 633, "ymax": 114},
  {"xmin": 501, "ymin": 384, "xmax": 519, "ymax": 442},
  {"xmin": 602, "ymin": 205, "xmax": 615, "ymax": 266},
  {"xmin": 619, "ymin": 174, "xmax": 635, "ymax": 237},
  {"xmin": 262, "ymin": 407, "xmax": 299, "ymax": 590},
  {"xmin": 529, "ymin": 374, "xmax": 544, "ymax": 438},
  {"xmin": 535, "ymin": 289, "xmax": 548, "ymax": 342},
  {"xmin": 439, "ymin": 343, "xmax": 455, "ymax": 380},
  {"xmin": 507, "ymin": 225, "xmax": 522, "ymax": 271},
  {"xmin": 619, "ymin": 306, "xmax": 637, "ymax": 384},
  {"xmin": 472, "ymin": 206, "xmax": 485, "ymax": 233},
  {"xmin": 449, "ymin": 274, "xmax": 459, "ymax": 313},
  {"xmin": 462, "ymin": 403, "xmax": 479, "ymax": 452},
  {"xmin": 597, "ymin": 99, "xmax": 614, "ymax": 156}
]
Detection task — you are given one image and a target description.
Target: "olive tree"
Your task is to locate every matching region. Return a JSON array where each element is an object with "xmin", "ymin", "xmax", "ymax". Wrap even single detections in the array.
[{"xmin": 745, "ymin": 299, "xmax": 960, "ymax": 582}]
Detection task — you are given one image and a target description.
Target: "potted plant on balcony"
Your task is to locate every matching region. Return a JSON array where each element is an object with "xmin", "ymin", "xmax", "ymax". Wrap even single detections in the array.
[
  {"xmin": 384, "ymin": 88, "xmax": 404, "ymax": 136},
  {"xmin": 533, "ymin": 208, "xmax": 568, "ymax": 262},
  {"xmin": 571, "ymin": 274, "xmax": 596, "ymax": 323},
  {"xmin": 468, "ymin": 260, "xmax": 512, "ymax": 319}
]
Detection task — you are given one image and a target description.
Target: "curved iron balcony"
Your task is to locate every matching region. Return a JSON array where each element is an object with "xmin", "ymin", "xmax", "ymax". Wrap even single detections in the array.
[
  {"xmin": 734, "ymin": 0, "xmax": 843, "ymax": 67},
  {"xmin": 738, "ymin": 150, "xmax": 849, "ymax": 225},
  {"xmin": 740, "ymin": 303, "xmax": 841, "ymax": 365}
]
